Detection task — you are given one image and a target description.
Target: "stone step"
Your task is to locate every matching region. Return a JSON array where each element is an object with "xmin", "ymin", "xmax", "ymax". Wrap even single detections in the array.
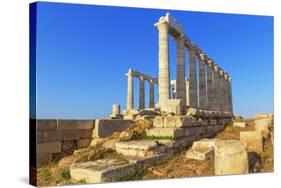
[{"xmin": 115, "ymin": 140, "xmax": 165, "ymax": 157}]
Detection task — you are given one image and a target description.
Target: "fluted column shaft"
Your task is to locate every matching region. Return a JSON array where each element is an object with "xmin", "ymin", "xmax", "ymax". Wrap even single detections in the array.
[
  {"xmin": 206, "ymin": 64, "xmax": 214, "ymax": 110},
  {"xmin": 126, "ymin": 72, "xmax": 134, "ymax": 110},
  {"xmin": 213, "ymin": 68, "xmax": 220, "ymax": 111},
  {"xmin": 149, "ymin": 81, "xmax": 155, "ymax": 108},
  {"xmin": 176, "ymin": 35, "xmax": 186, "ymax": 106},
  {"xmin": 157, "ymin": 22, "xmax": 170, "ymax": 106},
  {"xmin": 199, "ymin": 60, "xmax": 207, "ymax": 109},
  {"xmin": 188, "ymin": 47, "xmax": 198, "ymax": 108},
  {"xmin": 139, "ymin": 77, "xmax": 145, "ymax": 110},
  {"xmin": 229, "ymin": 78, "xmax": 233, "ymax": 114}
]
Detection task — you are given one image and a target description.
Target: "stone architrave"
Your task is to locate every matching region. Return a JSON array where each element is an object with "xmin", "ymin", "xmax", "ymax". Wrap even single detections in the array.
[
  {"xmin": 126, "ymin": 70, "xmax": 134, "ymax": 110},
  {"xmin": 176, "ymin": 35, "xmax": 186, "ymax": 106},
  {"xmin": 198, "ymin": 56, "xmax": 207, "ymax": 109},
  {"xmin": 188, "ymin": 46, "xmax": 198, "ymax": 108},
  {"xmin": 155, "ymin": 20, "xmax": 170, "ymax": 107},
  {"xmin": 149, "ymin": 80, "xmax": 155, "ymax": 108},
  {"xmin": 139, "ymin": 76, "xmax": 145, "ymax": 110}
]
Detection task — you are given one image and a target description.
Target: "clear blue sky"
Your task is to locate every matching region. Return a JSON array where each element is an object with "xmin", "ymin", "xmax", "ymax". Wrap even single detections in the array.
[{"xmin": 35, "ymin": 2, "xmax": 273, "ymax": 119}]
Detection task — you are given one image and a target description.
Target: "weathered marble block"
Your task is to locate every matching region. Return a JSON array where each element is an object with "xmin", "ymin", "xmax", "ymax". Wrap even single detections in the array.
[
  {"xmin": 214, "ymin": 140, "xmax": 248, "ymax": 175},
  {"xmin": 240, "ymin": 131, "xmax": 263, "ymax": 153}
]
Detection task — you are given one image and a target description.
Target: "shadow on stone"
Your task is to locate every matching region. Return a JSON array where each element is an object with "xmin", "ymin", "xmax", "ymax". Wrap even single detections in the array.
[{"xmin": 248, "ymin": 152, "xmax": 262, "ymax": 173}]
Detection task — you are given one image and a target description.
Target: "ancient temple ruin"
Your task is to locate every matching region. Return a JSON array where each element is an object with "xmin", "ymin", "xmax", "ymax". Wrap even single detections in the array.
[{"xmin": 124, "ymin": 13, "xmax": 233, "ymax": 115}]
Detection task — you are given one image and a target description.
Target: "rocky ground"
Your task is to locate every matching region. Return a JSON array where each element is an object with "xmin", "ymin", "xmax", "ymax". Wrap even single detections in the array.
[{"xmin": 36, "ymin": 119, "xmax": 273, "ymax": 186}]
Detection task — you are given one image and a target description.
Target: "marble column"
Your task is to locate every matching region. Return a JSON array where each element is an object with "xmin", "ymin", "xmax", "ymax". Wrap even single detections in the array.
[
  {"xmin": 156, "ymin": 21, "xmax": 170, "ymax": 106},
  {"xmin": 218, "ymin": 70, "xmax": 225, "ymax": 112},
  {"xmin": 206, "ymin": 61, "xmax": 214, "ymax": 110},
  {"xmin": 149, "ymin": 80, "xmax": 155, "ymax": 108},
  {"xmin": 224, "ymin": 74, "xmax": 230, "ymax": 113},
  {"xmin": 176, "ymin": 35, "xmax": 186, "ymax": 106},
  {"xmin": 213, "ymin": 66, "xmax": 220, "ymax": 111},
  {"xmin": 126, "ymin": 70, "xmax": 134, "ymax": 110},
  {"xmin": 188, "ymin": 46, "xmax": 198, "ymax": 108},
  {"xmin": 139, "ymin": 76, "xmax": 145, "ymax": 110},
  {"xmin": 228, "ymin": 77, "xmax": 233, "ymax": 114},
  {"xmin": 199, "ymin": 58, "xmax": 207, "ymax": 109}
]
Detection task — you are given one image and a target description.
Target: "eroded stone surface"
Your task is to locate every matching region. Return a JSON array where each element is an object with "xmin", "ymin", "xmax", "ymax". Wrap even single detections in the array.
[
  {"xmin": 214, "ymin": 140, "xmax": 248, "ymax": 175},
  {"xmin": 70, "ymin": 159, "xmax": 135, "ymax": 183},
  {"xmin": 240, "ymin": 131, "xmax": 263, "ymax": 153}
]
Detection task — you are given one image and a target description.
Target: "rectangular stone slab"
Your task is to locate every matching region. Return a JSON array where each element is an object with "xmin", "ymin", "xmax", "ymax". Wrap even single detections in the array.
[
  {"xmin": 116, "ymin": 140, "xmax": 158, "ymax": 151},
  {"xmin": 146, "ymin": 127, "xmax": 184, "ymax": 139},
  {"xmin": 70, "ymin": 159, "xmax": 136, "ymax": 183}
]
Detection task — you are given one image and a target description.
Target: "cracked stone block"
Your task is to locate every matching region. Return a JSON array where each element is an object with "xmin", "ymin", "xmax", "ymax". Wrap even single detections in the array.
[{"xmin": 146, "ymin": 127, "xmax": 184, "ymax": 139}]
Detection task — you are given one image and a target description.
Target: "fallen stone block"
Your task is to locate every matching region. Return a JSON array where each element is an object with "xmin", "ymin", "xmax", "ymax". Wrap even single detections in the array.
[
  {"xmin": 70, "ymin": 159, "xmax": 136, "ymax": 183},
  {"xmin": 37, "ymin": 119, "xmax": 57, "ymax": 131},
  {"xmin": 146, "ymin": 127, "xmax": 184, "ymax": 139},
  {"xmin": 240, "ymin": 131, "xmax": 263, "ymax": 153},
  {"xmin": 93, "ymin": 119, "xmax": 134, "ymax": 138},
  {"xmin": 186, "ymin": 147, "xmax": 214, "ymax": 160},
  {"xmin": 37, "ymin": 141, "xmax": 61, "ymax": 155},
  {"xmin": 214, "ymin": 140, "xmax": 248, "ymax": 175},
  {"xmin": 233, "ymin": 121, "xmax": 246, "ymax": 128},
  {"xmin": 115, "ymin": 140, "xmax": 165, "ymax": 157}
]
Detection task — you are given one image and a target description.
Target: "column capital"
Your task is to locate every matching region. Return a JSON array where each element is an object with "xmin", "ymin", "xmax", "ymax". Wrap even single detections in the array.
[{"xmin": 139, "ymin": 76, "xmax": 145, "ymax": 81}]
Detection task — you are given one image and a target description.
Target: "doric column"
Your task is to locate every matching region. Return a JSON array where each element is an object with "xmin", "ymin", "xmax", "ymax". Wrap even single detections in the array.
[
  {"xmin": 218, "ymin": 69, "xmax": 225, "ymax": 112},
  {"xmin": 126, "ymin": 70, "xmax": 134, "ymax": 110},
  {"xmin": 188, "ymin": 46, "xmax": 198, "ymax": 108},
  {"xmin": 176, "ymin": 35, "xmax": 186, "ymax": 106},
  {"xmin": 149, "ymin": 80, "xmax": 155, "ymax": 108},
  {"xmin": 156, "ymin": 21, "xmax": 170, "ymax": 106},
  {"xmin": 228, "ymin": 77, "xmax": 233, "ymax": 114},
  {"xmin": 224, "ymin": 74, "xmax": 230, "ymax": 113},
  {"xmin": 213, "ymin": 65, "xmax": 220, "ymax": 111},
  {"xmin": 139, "ymin": 76, "xmax": 145, "ymax": 110},
  {"xmin": 206, "ymin": 61, "xmax": 214, "ymax": 110},
  {"xmin": 198, "ymin": 57, "xmax": 207, "ymax": 109}
]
